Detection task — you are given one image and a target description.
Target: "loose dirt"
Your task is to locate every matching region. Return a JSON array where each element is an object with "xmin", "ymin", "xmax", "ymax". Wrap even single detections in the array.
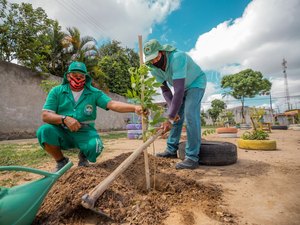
[{"xmin": 1, "ymin": 129, "xmax": 300, "ymax": 224}]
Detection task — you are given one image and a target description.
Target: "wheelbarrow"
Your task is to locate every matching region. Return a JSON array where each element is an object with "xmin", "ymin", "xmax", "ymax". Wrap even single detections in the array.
[{"xmin": 0, "ymin": 161, "xmax": 73, "ymax": 225}]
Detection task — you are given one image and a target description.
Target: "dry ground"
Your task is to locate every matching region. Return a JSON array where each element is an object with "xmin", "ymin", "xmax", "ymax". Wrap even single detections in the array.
[{"xmin": 1, "ymin": 129, "xmax": 300, "ymax": 225}]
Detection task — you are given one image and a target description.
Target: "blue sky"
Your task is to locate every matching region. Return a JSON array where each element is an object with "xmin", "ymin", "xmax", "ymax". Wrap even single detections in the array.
[
  {"xmin": 149, "ymin": 0, "xmax": 251, "ymax": 52},
  {"xmin": 11, "ymin": 0, "xmax": 300, "ymax": 112}
]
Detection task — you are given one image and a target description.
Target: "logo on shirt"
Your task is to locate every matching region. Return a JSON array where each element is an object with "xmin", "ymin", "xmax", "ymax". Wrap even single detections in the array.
[{"xmin": 84, "ymin": 105, "xmax": 93, "ymax": 116}]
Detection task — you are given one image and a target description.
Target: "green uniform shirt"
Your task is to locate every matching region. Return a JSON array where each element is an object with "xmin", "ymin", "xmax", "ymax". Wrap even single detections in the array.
[
  {"xmin": 149, "ymin": 50, "xmax": 207, "ymax": 89},
  {"xmin": 43, "ymin": 84, "xmax": 111, "ymax": 126}
]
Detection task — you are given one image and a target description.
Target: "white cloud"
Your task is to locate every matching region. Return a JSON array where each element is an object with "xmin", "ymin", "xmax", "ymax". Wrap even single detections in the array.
[
  {"xmin": 10, "ymin": 0, "xmax": 180, "ymax": 47},
  {"xmin": 189, "ymin": 0, "xmax": 300, "ymax": 100}
]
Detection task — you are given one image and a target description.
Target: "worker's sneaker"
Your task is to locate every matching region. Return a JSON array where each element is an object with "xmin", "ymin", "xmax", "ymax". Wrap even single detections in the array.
[
  {"xmin": 78, "ymin": 151, "xmax": 89, "ymax": 167},
  {"xmin": 175, "ymin": 158, "xmax": 198, "ymax": 170},
  {"xmin": 55, "ymin": 157, "xmax": 69, "ymax": 172},
  {"xmin": 156, "ymin": 151, "xmax": 177, "ymax": 158}
]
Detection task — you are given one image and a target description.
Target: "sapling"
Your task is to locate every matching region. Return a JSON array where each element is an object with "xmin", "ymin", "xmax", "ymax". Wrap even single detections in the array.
[{"xmin": 126, "ymin": 65, "xmax": 166, "ymax": 140}]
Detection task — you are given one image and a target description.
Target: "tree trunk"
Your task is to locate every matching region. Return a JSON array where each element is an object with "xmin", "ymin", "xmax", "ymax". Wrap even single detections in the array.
[{"xmin": 241, "ymin": 97, "xmax": 245, "ymax": 123}]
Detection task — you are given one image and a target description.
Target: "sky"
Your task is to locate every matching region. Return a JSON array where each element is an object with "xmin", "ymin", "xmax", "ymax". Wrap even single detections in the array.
[{"xmin": 10, "ymin": 0, "xmax": 300, "ymax": 112}]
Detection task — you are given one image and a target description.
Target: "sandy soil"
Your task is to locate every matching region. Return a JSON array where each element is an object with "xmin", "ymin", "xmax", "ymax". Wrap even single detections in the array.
[{"xmin": 1, "ymin": 129, "xmax": 300, "ymax": 225}]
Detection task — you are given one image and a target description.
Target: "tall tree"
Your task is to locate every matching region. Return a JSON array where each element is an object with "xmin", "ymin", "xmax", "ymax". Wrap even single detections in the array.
[
  {"xmin": 221, "ymin": 69, "xmax": 271, "ymax": 123},
  {"xmin": 0, "ymin": 1, "xmax": 55, "ymax": 71},
  {"xmin": 46, "ymin": 20, "xmax": 70, "ymax": 76},
  {"xmin": 64, "ymin": 27, "xmax": 97, "ymax": 64},
  {"xmin": 97, "ymin": 40, "xmax": 139, "ymax": 95},
  {"xmin": 208, "ymin": 99, "xmax": 226, "ymax": 125}
]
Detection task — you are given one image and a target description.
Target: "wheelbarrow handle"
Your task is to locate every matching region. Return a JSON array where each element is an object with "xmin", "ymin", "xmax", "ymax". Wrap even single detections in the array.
[{"xmin": 0, "ymin": 161, "xmax": 73, "ymax": 178}]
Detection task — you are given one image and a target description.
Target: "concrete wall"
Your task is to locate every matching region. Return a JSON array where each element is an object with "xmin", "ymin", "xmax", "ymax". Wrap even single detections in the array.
[{"xmin": 0, "ymin": 61, "xmax": 132, "ymax": 140}]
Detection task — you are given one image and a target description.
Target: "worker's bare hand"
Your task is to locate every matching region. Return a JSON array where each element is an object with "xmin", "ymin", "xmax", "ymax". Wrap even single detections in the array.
[
  {"xmin": 160, "ymin": 120, "xmax": 172, "ymax": 134},
  {"xmin": 64, "ymin": 116, "xmax": 81, "ymax": 132},
  {"xmin": 173, "ymin": 115, "xmax": 180, "ymax": 122},
  {"xmin": 134, "ymin": 105, "xmax": 144, "ymax": 116}
]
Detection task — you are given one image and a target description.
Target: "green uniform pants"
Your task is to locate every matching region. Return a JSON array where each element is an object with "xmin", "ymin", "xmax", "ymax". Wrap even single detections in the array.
[{"xmin": 36, "ymin": 124, "xmax": 103, "ymax": 162}]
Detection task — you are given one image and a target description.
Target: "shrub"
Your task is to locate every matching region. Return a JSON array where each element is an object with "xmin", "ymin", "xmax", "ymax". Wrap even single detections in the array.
[{"xmin": 241, "ymin": 130, "xmax": 269, "ymax": 140}]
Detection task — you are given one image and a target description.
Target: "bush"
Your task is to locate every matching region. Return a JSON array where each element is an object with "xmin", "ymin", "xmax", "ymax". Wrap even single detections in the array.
[{"xmin": 241, "ymin": 130, "xmax": 269, "ymax": 140}]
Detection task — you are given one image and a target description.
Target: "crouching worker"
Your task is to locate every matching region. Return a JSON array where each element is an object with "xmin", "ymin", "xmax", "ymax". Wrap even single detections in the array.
[{"xmin": 37, "ymin": 61, "xmax": 144, "ymax": 172}]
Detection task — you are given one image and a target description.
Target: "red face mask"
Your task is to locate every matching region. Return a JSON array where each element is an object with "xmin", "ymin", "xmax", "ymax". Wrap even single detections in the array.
[{"xmin": 69, "ymin": 74, "xmax": 86, "ymax": 91}]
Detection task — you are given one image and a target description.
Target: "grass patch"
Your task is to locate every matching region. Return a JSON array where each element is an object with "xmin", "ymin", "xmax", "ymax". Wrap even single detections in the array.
[
  {"xmin": 101, "ymin": 131, "xmax": 127, "ymax": 140},
  {"xmin": 0, "ymin": 143, "xmax": 79, "ymax": 167},
  {"xmin": 0, "ymin": 178, "xmax": 18, "ymax": 187},
  {"xmin": 0, "ymin": 131, "xmax": 127, "ymax": 167}
]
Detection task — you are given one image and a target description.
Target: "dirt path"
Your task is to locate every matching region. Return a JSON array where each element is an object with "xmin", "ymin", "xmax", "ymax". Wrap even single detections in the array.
[{"xmin": 1, "ymin": 130, "xmax": 300, "ymax": 224}]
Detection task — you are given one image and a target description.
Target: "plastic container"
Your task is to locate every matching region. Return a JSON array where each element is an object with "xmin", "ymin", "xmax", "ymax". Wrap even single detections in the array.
[
  {"xmin": 126, "ymin": 123, "xmax": 142, "ymax": 130},
  {"xmin": 127, "ymin": 130, "xmax": 142, "ymax": 139}
]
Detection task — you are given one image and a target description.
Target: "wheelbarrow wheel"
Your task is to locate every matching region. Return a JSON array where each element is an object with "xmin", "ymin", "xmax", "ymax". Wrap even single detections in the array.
[{"xmin": 178, "ymin": 141, "xmax": 237, "ymax": 166}]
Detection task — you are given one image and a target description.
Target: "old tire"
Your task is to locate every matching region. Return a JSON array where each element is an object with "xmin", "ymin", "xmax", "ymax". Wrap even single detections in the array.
[
  {"xmin": 178, "ymin": 141, "xmax": 237, "ymax": 166},
  {"xmin": 271, "ymin": 125, "xmax": 288, "ymax": 130},
  {"xmin": 217, "ymin": 133, "xmax": 238, "ymax": 138},
  {"xmin": 216, "ymin": 127, "xmax": 238, "ymax": 133},
  {"xmin": 237, "ymin": 139, "xmax": 277, "ymax": 150}
]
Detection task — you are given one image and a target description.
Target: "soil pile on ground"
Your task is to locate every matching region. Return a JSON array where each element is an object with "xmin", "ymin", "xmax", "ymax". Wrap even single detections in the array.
[{"xmin": 33, "ymin": 153, "xmax": 235, "ymax": 225}]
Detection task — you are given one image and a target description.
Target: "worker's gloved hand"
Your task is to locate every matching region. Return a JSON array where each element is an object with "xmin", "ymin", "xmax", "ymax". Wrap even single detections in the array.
[{"xmin": 64, "ymin": 116, "xmax": 81, "ymax": 132}]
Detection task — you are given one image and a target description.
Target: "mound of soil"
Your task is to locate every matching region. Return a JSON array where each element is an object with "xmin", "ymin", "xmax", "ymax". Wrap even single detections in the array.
[{"xmin": 33, "ymin": 153, "xmax": 235, "ymax": 225}]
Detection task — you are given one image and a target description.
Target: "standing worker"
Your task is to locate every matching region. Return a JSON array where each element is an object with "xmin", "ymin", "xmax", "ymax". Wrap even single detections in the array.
[
  {"xmin": 144, "ymin": 39, "xmax": 207, "ymax": 170},
  {"xmin": 37, "ymin": 61, "xmax": 144, "ymax": 172}
]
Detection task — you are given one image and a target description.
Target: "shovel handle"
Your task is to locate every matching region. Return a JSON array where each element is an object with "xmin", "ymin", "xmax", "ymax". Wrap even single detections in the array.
[{"xmin": 82, "ymin": 130, "xmax": 163, "ymax": 208}]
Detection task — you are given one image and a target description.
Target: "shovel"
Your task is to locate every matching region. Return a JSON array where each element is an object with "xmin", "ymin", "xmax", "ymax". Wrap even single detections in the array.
[
  {"xmin": 81, "ymin": 130, "xmax": 162, "ymax": 217},
  {"xmin": 0, "ymin": 161, "xmax": 73, "ymax": 225}
]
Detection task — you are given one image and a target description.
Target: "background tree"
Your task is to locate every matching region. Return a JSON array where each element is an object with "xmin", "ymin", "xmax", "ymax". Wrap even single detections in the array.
[
  {"xmin": 97, "ymin": 41, "xmax": 139, "ymax": 95},
  {"xmin": 0, "ymin": 1, "xmax": 140, "ymax": 95},
  {"xmin": 64, "ymin": 27, "xmax": 97, "ymax": 64},
  {"xmin": 0, "ymin": 1, "xmax": 55, "ymax": 71},
  {"xmin": 207, "ymin": 99, "xmax": 226, "ymax": 125},
  {"xmin": 221, "ymin": 69, "xmax": 271, "ymax": 123},
  {"xmin": 45, "ymin": 20, "xmax": 70, "ymax": 76},
  {"xmin": 201, "ymin": 111, "xmax": 207, "ymax": 126}
]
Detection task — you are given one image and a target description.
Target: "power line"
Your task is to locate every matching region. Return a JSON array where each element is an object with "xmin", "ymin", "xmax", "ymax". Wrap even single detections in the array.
[
  {"xmin": 55, "ymin": 0, "xmax": 108, "ymax": 37},
  {"xmin": 201, "ymin": 94, "xmax": 300, "ymax": 105}
]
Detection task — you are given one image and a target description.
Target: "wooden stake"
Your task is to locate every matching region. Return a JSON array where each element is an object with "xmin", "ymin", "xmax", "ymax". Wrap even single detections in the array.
[{"xmin": 138, "ymin": 35, "xmax": 151, "ymax": 190}]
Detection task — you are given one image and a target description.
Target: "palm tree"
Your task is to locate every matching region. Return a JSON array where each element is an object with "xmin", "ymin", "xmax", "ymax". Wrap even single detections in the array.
[
  {"xmin": 46, "ymin": 20, "xmax": 70, "ymax": 76},
  {"xmin": 64, "ymin": 27, "xmax": 97, "ymax": 64}
]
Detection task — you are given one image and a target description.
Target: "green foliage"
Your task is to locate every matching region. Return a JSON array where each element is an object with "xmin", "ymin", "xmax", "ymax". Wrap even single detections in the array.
[
  {"xmin": 126, "ymin": 65, "xmax": 165, "ymax": 137},
  {"xmin": 45, "ymin": 20, "xmax": 70, "ymax": 76},
  {"xmin": 101, "ymin": 132, "xmax": 127, "ymax": 139},
  {"xmin": 221, "ymin": 69, "xmax": 271, "ymax": 122},
  {"xmin": 40, "ymin": 79, "xmax": 60, "ymax": 94},
  {"xmin": 64, "ymin": 27, "xmax": 97, "ymax": 63},
  {"xmin": 202, "ymin": 129, "xmax": 215, "ymax": 137},
  {"xmin": 208, "ymin": 99, "xmax": 226, "ymax": 124},
  {"xmin": 97, "ymin": 40, "xmax": 139, "ymax": 95},
  {"xmin": 0, "ymin": 1, "xmax": 56, "ymax": 71},
  {"xmin": 218, "ymin": 110, "xmax": 235, "ymax": 127},
  {"xmin": 0, "ymin": 143, "xmax": 50, "ymax": 166},
  {"xmin": 241, "ymin": 130, "xmax": 269, "ymax": 140},
  {"xmin": 201, "ymin": 111, "xmax": 207, "ymax": 126},
  {"xmin": 249, "ymin": 107, "xmax": 266, "ymax": 130}
]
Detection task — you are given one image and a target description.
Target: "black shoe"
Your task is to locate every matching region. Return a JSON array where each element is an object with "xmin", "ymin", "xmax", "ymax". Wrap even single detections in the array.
[
  {"xmin": 78, "ymin": 151, "xmax": 90, "ymax": 167},
  {"xmin": 55, "ymin": 157, "xmax": 69, "ymax": 172},
  {"xmin": 175, "ymin": 158, "xmax": 198, "ymax": 170},
  {"xmin": 156, "ymin": 151, "xmax": 177, "ymax": 158}
]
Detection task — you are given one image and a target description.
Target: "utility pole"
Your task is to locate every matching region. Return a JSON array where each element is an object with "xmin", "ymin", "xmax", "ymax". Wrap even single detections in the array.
[
  {"xmin": 282, "ymin": 58, "xmax": 291, "ymax": 111},
  {"xmin": 269, "ymin": 92, "xmax": 273, "ymax": 124}
]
